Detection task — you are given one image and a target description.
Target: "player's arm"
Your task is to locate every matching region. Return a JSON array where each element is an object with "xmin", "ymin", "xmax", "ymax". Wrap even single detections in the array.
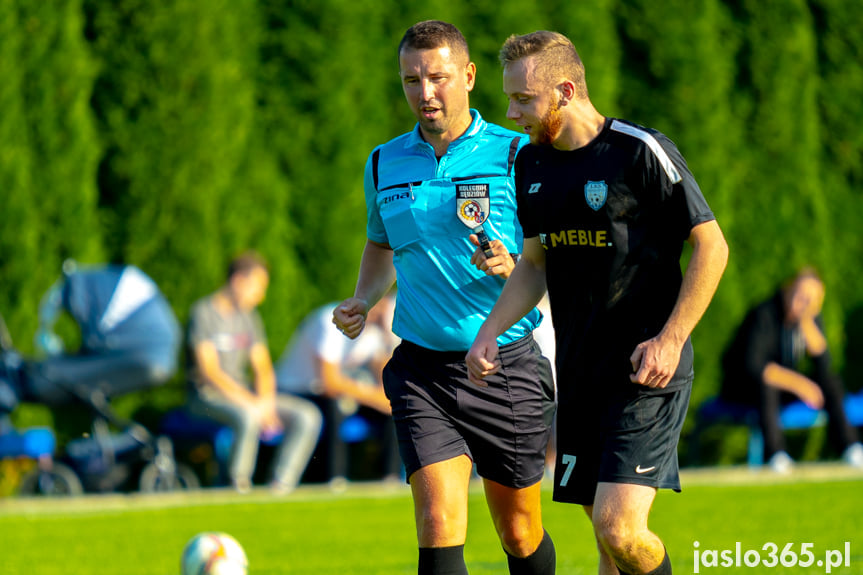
[
  {"xmin": 630, "ymin": 219, "xmax": 729, "ymax": 388},
  {"xmin": 193, "ymin": 340, "xmax": 258, "ymax": 406},
  {"xmin": 466, "ymin": 236, "xmax": 547, "ymax": 386},
  {"xmin": 333, "ymin": 239, "xmax": 396, "ymax": 339}
]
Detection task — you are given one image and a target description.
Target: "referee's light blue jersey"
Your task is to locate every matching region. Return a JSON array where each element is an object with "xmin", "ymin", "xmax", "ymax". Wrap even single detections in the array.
[{"xmin": 365, "ymin": 110, "xmax": 542, "ymax": 352}]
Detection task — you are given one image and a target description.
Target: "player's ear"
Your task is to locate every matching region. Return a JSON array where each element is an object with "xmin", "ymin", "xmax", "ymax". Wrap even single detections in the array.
[{"xmin": 557, "ymin": 80, "xmax": 577, "ymax": 106}]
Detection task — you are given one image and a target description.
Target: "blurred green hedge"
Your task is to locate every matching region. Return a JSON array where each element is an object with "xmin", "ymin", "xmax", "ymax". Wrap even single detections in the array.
[{"xmin": 2, "ymin": 0, "xmax": 861, "ymax": 463}]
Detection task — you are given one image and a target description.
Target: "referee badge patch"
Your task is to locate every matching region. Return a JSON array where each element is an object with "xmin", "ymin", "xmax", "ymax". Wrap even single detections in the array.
[
  {"xmin": 584, "ymin": 180, "xmax": 608, "ymax": 211},
  {"xmin": 456, "ymin": 183, "xmax": 490, "ymax": 227}
]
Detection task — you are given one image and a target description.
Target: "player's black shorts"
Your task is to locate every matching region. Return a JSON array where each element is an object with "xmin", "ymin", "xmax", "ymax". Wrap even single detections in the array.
[
  {"xmin": 383, "ymin": 334, "xmax": 555, "ymax": 488},
  {"xmin": 552, "ymin": 380, "xmax": 691, "ymax": 505}
]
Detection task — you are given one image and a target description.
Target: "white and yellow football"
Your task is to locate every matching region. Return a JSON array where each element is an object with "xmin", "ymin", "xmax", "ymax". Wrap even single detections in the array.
[{"xmin": 181, "ymin": 532, "xmax": 248, "ymax": 575}]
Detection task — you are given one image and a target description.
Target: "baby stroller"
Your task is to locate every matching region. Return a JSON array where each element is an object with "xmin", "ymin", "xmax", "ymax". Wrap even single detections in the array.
[
  {"xmin": 1, "ymin": 262, "xmax": 199, "ymax": 494},
  {"xmin": 0, "ymin": 318, "xmax": 82, "ymax": 495}
]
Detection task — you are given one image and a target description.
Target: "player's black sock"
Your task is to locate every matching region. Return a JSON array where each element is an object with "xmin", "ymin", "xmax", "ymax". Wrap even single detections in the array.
[
  {"xmin": 418, "ymin": 545, "xmax": 468, "ymax": 575},
  {"xmin": 616, "ymin": 548, "xmax": 671, "ymax": 575},
  {"xmin": 505, "ymin": 529, "xmax": 556, "ymax": 574},
  {"xmin": 643, "ymin": 549, "xmax": 671, "ymax": 575}
]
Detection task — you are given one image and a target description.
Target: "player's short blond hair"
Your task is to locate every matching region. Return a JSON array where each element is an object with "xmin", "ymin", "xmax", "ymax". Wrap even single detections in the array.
[{"xmin": 499, "ymin": 31, "xmax": 588, "ymax": 99}]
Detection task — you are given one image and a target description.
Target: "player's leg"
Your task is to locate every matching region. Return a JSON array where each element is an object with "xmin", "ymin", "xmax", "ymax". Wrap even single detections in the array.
[
  {"xmin": 583, "ymin": 386, "xmax": 688, "ymax": 575},
  {"xmin": 590, "ymin": 483, "xmax": 670, "ymax": 574},
  {"xmin": 484, "ymin": 478, "xmax": 555, "ymax": 574},
  {"xmin": 582, "ymin": 504, "xmax": 619, "ymax": 575},
  {"xmin": 410, "ymin": 455, "xmax": 473, "ymax": 575}
]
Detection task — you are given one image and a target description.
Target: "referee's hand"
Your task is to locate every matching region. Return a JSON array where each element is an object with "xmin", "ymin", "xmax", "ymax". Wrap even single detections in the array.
[
  {"xmin": 469, "ymin": 235, "xmax": 516, "ymax": 279},
  {"xmin": 466, "ymin": 331, "xmax": 501, "ymax": 387},
  {"xmin": 333, "ymin": 297, "xmax": 369, "ymax": 340}
]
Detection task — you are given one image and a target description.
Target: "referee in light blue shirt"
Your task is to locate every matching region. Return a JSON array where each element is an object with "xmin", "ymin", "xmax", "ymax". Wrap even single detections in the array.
[{"xmin": 333, "ymin": 20, "xmax": 556, "ymax": 575}]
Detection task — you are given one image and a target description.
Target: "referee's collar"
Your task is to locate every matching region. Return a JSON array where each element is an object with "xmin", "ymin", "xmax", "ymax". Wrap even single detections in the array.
[{"xmin": 405, "ymin": 109, "xmax": 485, "ymax": 151}]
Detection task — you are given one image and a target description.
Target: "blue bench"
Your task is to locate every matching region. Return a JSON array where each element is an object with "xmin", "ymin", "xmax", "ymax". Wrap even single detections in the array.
[
  {"xmin": 159, "ymin": 408, "xmax": 285, "ymax": 484},
  {"xmin": 159, "ymin": 408, "xmax": 373, "ymax": 486},
  {"xmin": 695, "ymin": 391, "xmax": 863, "ymax": 465},
  {"xmin": 0, "ymin": 426, "xmax": 56, "ymax": 459}
]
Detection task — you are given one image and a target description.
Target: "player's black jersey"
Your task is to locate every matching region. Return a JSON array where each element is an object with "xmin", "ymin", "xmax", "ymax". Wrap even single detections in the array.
[{"xmin": 515, "ymin": 117, "xmax": 715, "ymax": 393}]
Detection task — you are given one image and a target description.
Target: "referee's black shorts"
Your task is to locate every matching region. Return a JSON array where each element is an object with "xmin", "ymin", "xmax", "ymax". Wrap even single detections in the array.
[{"xmin": 383, "ymin": 334, "xmax": 555, "ymax": 488}]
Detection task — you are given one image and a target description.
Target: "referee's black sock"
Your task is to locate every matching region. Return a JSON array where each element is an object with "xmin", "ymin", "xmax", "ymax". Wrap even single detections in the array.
[
  {"xmin": 418, "ymin": 545, "xmax": 468, "ymax": 575},
  {"xmin": 505, "ymin": 529, "xmax": 556, "ymax": 574}
]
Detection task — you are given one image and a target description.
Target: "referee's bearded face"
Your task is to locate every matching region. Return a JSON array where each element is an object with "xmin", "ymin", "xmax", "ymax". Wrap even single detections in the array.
[{"xmin": 399, "ymin": 45, "xmax": 476, "ymax": 142}]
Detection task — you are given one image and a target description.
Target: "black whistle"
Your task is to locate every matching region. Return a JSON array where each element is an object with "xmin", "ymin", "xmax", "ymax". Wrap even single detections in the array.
[{"xmin": 473, "ymin": 225, "xmax": 495, "ymax": 259}]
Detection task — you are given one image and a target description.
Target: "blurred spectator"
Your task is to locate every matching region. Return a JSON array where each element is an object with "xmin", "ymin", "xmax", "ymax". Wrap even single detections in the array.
[
  {"xmin": 276, "ymin": 294, "xmax": 399, "ymax": 487},
  {"xmin": 721, "ymin": 267, "xmax": 863, "ymax": 472},
  {"xmin": 187, "ymin": 252, "xmax": 322, "ymax": 494}
]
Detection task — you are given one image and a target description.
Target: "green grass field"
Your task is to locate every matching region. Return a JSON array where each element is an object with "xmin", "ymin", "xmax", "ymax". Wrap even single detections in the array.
[{"xmin": 0, "ymin": 467, "xmax": 861, "ymax": 575}]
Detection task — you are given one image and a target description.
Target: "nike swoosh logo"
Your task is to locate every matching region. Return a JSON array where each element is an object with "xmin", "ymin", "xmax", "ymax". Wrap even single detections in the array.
[{"xmin": 635, "ymin": 465, "xmax": 656, "ymax": 474}]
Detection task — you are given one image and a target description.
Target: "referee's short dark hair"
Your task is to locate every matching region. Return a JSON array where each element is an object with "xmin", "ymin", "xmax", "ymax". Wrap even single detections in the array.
[
  {"xmin": 227, "ymin": 250, "xmax": 269, "ymax": 281},
  {"xmin": 398, "ymin": 20, "xmax": 470, "ymax": 64}
]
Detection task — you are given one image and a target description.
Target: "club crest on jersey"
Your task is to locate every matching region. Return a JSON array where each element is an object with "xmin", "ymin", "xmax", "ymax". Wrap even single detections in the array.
[
  {"xmin": 584, "ymin": 180, "xmax": 608, "ymax": 211},
  {"xmin": 456, "ymin": 183, "xmax": 490, "ymax": 227}
]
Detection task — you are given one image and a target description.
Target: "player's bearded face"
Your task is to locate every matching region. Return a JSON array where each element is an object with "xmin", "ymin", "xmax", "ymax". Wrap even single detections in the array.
[{"xmin": 533, "ymin": 98, "xmax": 563, "ymax": 145}]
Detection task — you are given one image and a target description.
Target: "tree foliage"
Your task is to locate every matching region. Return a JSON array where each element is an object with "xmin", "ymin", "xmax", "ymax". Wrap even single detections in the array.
[{"xmin": 2, "ymin": 1, "xmax": 861, "ymax": 453}]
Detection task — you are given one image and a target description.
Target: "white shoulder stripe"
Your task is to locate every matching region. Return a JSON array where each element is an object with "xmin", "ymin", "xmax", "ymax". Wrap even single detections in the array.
[{"xmin": 610, "ymin": 120, "xmax": 682, "ymax": 184}]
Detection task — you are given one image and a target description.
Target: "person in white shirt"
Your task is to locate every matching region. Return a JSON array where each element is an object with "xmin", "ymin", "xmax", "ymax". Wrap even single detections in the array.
[{"xmin": 276, "ymin": 295, "xmax": 399, "ymax": 485}]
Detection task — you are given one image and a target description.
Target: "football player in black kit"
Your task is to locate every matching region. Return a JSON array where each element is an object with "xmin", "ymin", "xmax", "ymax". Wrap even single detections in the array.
[{"xmin": 467, "ymin": 31, "xmax": 729, "ymax": 575}]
